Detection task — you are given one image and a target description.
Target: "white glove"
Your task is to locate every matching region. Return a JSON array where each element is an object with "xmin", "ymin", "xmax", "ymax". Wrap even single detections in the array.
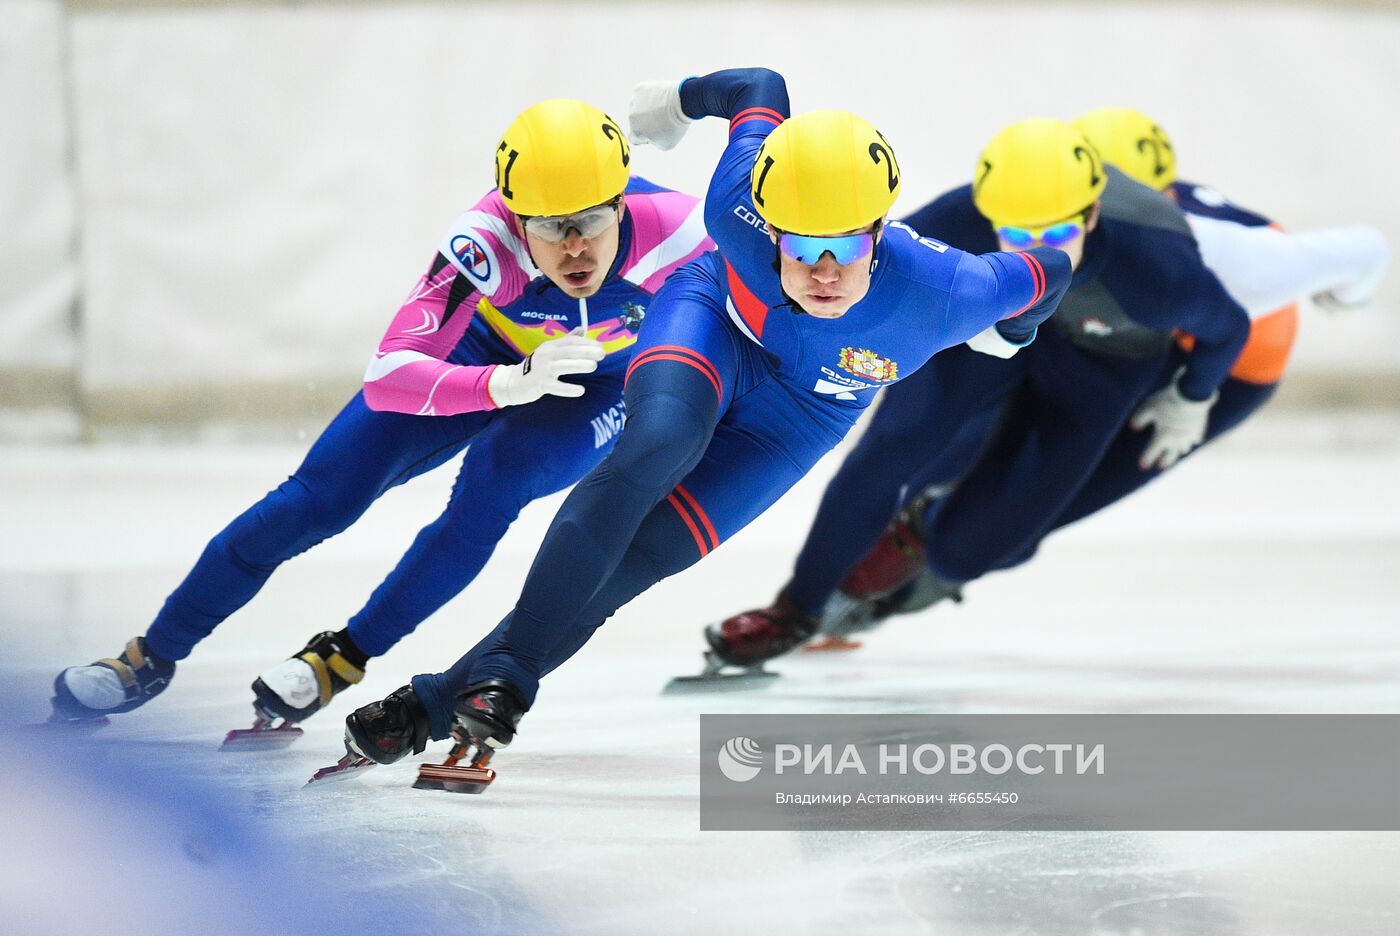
[
  {"xmin": 965, "ymin": 323, "xmax": 1034, "ymax": 359},
  {"xmin": 1129, "ymin": 367, "xmax": 1218, "ymax": 471},
  {"xmin": 487, "ymin": 334, "xmax": 604, "ymax": 408},
  {"xmin": 628, "ymin": 80, "xmax": 693, "ymax": 150}
]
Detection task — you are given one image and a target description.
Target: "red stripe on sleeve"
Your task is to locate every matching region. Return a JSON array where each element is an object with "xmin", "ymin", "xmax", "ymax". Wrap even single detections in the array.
[
  {"xmin": 729, "ymin": 106, "xmax": 785, "ymax": 132},
  {"xmin": 1009, "ymin": 252, "xmax": 1046, "ymax": 317},
  {"xmin": 1027, "ymin": 252, "xmax": 1046, "ymax": 298}
]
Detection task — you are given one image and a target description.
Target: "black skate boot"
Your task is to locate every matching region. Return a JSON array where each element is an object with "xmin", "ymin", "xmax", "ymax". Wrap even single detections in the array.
[
  {"xmin": 411, "ymin": 680, "xmax": 529, "ymax": 794},
  {"xmin": 345, "ymin": 684, "xmax": 430, "ymax": 765},
  {"xmin": 306, "ymin": 685, "xmax": 429, "ymax": 786},
  {"xmin": 51, "ymin": 637, "xmax": 176, "ymax": 723},
  {"xmin": 226, "ymin": 630, "xmax": 369, "ymax": 750},
  {"xmin": 451, "ymin": 679, "xmax": 528, "ymax": 750}
]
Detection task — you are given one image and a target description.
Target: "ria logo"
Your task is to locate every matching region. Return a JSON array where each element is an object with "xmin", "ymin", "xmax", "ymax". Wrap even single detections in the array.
[
  {"xmin": 718, "ymin": 736, "xmax": 763, "ymax": 782},
  {"xmin": 450, "ymin": 233, "xmax": 493, "ymax": 283}
]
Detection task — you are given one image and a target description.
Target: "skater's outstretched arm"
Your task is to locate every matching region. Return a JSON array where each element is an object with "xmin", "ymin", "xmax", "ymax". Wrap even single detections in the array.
[
  {"xmin": 629, "ymin": 66, "xmax": 789, "ymax": 154},
  {"xmin": 630, "ymin": 68, "xmax": 789, "ymax": 256},
  {"xmin": 889, "ymin": 221, "xmax": 1072, "ymax": 347},
  {"xmin": 1116, "ymin": 229, "xmax": 1251, "ymax": 403},
  {"xmin": 680, "ymin": 67, "xmax": 790, "ymax": 126},
  {"xmin": 901, "ymin": 185, "xmax": 1070, "ymax": 355},
  {"xmin": 1111, "ymin": 229, "xmax": 1251, "ymax": 470}
]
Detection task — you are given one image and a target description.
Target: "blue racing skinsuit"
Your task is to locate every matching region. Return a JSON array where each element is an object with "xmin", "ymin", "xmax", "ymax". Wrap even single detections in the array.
[
  {"xmin": 410, "ymin": 68, "xmax": 1072, "ymax": 737},
  {"xmin": 1018, "ymin": 180, "xmax": 1289, "ymax": 541},
  {"xmin": 785, "ymin": 168, "xmax": 1251, "ymax": 612}
]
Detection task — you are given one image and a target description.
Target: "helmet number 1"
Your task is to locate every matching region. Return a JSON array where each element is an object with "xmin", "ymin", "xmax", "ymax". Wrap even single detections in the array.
[
  {"xmin": 974, "ymin": 159, "xmax": 993, "ymax": 197},
  {"xmin": 497, "ymin": 143, "xmax": 520, "ymax": 200},
  {"xmin": 754, "ymin": 154, "xmax": 776, "ymax": 208}
]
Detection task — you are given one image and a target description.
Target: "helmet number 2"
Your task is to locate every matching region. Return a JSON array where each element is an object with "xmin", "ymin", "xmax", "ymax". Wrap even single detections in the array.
[
  {"xmin": 601, "ymin": 119, "xmax": 631, "ymax": 168},
  {"xmin": 1136, "ymin": 126, "xmax": 1173, "ymax": 179},
  {"xmin": 868, "ymin": 133, "xmax": 900, "ymax": 193},
  {"xmin": 1073, "ymin": 145, "xmax": 1102, "ymax": 189},
  {"xmin": 497, "ymin": 143, "xmax": 520, "ymax": 200}
]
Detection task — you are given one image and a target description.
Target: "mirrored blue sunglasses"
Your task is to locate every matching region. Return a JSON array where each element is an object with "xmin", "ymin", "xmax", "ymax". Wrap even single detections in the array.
[
  {"xmin": 996, "ymin": 212, "xmax": 1089, "ymax": 250},
  {"xmin": 777, "ymin": 230, "xmax": 876, "ymax": 266}
]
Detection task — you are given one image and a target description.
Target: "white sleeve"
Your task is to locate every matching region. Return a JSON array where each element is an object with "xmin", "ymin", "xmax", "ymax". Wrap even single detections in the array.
[{"xmin": 1187, "ymin": 215, "xmax": 1390, "ymax": 318}]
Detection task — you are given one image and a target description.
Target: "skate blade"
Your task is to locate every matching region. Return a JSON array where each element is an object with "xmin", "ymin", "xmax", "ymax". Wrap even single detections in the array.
[
  {"xmin": 220, "ymin": 723, "xmax": 304, "ymax": 751},
  {"xmin": 803, "ymin": 635, "xmax": 863, "ymax": 652},
  {"xmin": 662, "ymin": 668, "xmax": 780, "ymax": 695},
  {"xmin": 413, "ymin": 763, "xmax": 496, "ymax": 794},
  {"xmin": 304, "ymin": 754, "xmax": 376, "ymax": 787}
]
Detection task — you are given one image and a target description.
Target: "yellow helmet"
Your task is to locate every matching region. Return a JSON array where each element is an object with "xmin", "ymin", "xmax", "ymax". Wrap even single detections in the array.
[
  {"xmin": 751, "ymin": 110, "xmax": 901, "ymax": 235},
  {"xmin": 495, "ymin": 99, "xmax": 631, "ymax": 217},
  {"xmin": 1075, "ymin": 107, "xmax": 1176, "ymax": 190},
  {"xmin": 972, "ymin": 117, "xmax": 1107, "ymax": 228},
  {"xmin": 1073, "ymin": 107, "xmax": 1177, "ymax": 191}
]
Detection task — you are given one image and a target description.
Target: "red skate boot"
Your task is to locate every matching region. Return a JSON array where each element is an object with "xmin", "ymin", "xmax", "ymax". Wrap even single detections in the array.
[
  {"xmin": 664, "ymin": 591, "xmax": 815, "ymax": 693},
  {"xmin": 839, "ymin": 509, "xmax": 927, "ymax": 601}
]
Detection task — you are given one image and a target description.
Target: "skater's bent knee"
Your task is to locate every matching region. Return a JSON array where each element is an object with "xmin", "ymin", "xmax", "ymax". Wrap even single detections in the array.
[{"xmin": 605, "ymin": 392, "xmax": 713, "ymax": 494}]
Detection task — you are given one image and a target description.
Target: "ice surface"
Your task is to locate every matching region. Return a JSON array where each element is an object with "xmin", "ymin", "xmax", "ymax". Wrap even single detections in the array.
[{"xmin": 2, "ymin": 410, "xmax": 1398, "ymax": 935}]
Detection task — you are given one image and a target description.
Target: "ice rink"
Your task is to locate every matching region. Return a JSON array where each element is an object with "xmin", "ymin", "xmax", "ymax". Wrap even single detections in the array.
[{"xmin": 2, "ymin": 408, "xmax": 1398, "ymax": 935}]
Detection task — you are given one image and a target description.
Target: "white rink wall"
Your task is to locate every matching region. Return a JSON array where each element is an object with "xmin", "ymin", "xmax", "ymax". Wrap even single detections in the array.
[
  {"xmin": 1, "ymin": 0, "xmax": 79, "ymax": 436},
  {"xmin": 4, "ymin": 0, "xmax": 1399, "ymax": 438}
]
